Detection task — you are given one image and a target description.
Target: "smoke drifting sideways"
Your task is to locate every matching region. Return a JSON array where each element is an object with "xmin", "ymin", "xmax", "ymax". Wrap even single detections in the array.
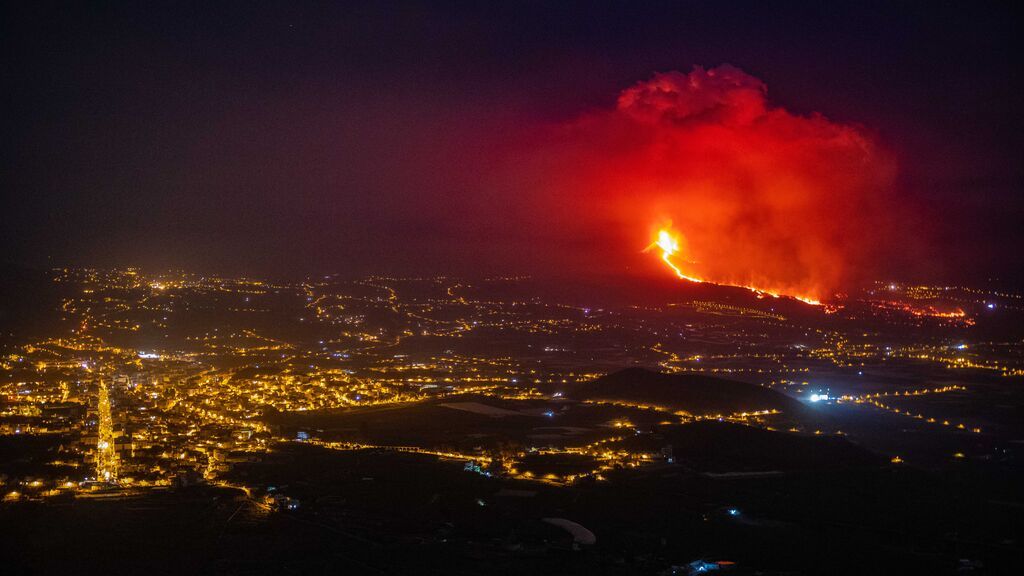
[{"xmin": 518, "ymin": 65, "xmax": 920, "ymax": 303}]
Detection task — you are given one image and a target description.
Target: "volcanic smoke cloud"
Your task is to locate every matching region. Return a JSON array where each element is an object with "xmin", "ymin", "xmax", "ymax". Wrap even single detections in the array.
[{"xmin": 542, "ymin": 65, "xmax": 908, "ymax": 302}]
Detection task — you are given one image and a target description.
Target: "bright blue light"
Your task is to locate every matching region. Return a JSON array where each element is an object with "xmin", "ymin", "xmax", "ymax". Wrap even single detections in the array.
[{"xmin": 727, "ymin": 508, "xmax": 740, "ymax": 516}]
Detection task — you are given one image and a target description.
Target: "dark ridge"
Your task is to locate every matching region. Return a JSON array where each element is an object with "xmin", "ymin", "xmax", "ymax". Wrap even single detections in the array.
[
  {"xmin": 571, "ymin": 367, "xmax": 806, "ymax": 416},
  {"xmin": 0, "ymin": 263, "xmax": 66, "ymax": 341},
  {"xmin": 622, "ymin": 420, "xmax": 885, "ymax": 472}
]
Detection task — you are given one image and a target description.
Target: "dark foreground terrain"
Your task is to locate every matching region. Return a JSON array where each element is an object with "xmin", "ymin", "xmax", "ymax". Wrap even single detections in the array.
[{"xmin": 3, "ymin": 429, "xmax": 1021, "ymax": 576}]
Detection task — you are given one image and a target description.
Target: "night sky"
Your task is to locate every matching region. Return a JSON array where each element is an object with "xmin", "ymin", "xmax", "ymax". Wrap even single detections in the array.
[{"xmin": 3, "ymin": 1, "xmax": 1021, "ymax": 285}]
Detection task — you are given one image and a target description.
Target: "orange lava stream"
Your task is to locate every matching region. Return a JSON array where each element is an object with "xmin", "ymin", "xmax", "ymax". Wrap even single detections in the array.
[{"xmin": 648, "ymin": 228, "xmax": 822, "ymax": 306}]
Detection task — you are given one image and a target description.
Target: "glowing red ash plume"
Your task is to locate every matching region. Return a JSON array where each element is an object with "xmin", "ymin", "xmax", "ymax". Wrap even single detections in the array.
[{"xmin": 522, "ymin": 65, "xmax": 917, "ymax": 302}]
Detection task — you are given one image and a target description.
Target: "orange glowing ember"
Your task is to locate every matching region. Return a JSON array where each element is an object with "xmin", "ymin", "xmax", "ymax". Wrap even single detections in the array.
[
  {"xmin": 870, "ymin": 300, "xmax": 974, "ymax": 325},
  {"xmin": 647, "ymin": 226, "xmax": 822, "ymax": 306}
]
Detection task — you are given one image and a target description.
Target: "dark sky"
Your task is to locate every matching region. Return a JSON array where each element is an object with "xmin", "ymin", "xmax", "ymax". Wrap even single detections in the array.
[{"xmin": 3, "ymin": 1, "xmax": 1021, "ymax": 283}]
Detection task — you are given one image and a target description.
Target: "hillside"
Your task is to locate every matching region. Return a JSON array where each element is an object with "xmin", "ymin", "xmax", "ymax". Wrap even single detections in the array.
[
  {"xmin": 571, "ymin": 367, "xmax": 806, "ymax": 416},
  {"xmin": 620, "ymin": 420, "xmax": 884, "ymax": 472}
]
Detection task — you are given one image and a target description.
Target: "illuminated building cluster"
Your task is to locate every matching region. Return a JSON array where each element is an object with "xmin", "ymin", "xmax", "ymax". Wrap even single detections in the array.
[{"xmin": 1, "ymin": 267, "xmax": 1021, "ymax": 499}]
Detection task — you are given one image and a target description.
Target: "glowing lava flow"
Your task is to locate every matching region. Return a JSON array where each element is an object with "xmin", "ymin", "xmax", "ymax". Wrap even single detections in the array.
[
  {"xmin": 647, "ymin": 227, "xmax": 822, "ymax": 306},
  {"xmin": 650, "ymin": 229, "xmax": 703, "ymax": 284}
]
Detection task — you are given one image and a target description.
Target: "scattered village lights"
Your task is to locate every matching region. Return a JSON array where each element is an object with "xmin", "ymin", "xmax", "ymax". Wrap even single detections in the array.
[{"xmin": 0, "ymin": 268, "xmax": 1014, "ymax": 506}]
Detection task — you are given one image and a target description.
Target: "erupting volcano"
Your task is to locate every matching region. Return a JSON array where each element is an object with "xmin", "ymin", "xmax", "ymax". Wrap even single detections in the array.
[
  {"xmin": 648, "ymin": 226, "xmax": 822, "ymax": 305},
  {"xmin": 529, "ymin": 65, "xmax": 918, "ymax": 301}
]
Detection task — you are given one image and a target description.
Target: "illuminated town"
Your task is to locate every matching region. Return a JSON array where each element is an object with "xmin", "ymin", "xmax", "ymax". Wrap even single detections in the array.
[
  {"xmin": 3, "ymin": 268, "xmax": 1022, "ymax": 563},
  {"xmin": 5, "ymin": 2, "xmax": 1023, "ymax": 574},
  {"xmin": 1, "ymin": 270, "xmax": 1011, "ymax": 472}
]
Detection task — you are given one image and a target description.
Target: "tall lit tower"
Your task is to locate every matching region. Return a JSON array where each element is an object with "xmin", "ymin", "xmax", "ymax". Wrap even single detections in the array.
[{"xmin": 95, "ymin": 378, "xmax": 119, "ymax": 482}]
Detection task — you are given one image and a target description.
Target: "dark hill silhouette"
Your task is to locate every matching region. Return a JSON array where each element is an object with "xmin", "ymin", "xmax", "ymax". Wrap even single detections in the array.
[
  {"xmin": 622, "ymin": 420, "xmax": 884, "ymax": 472},
  {"xmin": 0, "ymin": 264, "xmax": 66, "ymax": 341},
  {"xmin": 571, "ymin": 367, "xmax": 806, "ymax": 416}
]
